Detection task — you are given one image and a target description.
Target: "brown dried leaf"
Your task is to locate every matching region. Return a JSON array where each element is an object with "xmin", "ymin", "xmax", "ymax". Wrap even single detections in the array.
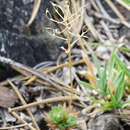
[
  {"xmin": 0, "ymin": 86, "xmax": 17, "ymax": 108},
  {"xmin": 83, "ymin": 72, "xmax": 98, "ymax": 89},
  {"xmin": 107, "ymin": 79, "xmax": 115, "ymax": 94}
]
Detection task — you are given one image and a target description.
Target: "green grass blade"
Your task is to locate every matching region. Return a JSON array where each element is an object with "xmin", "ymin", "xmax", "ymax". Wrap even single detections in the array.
[
  {"xmin": 90, "ymin": 96, "xmax": 113, "ymax": 107},
  {"xmin": 96, "ymin": 63, "xmax": 107, "ymax": 95},
  {"xmin": 108, "ymin": 49, "xmax": 116, "ymax": 78},
  {"xmin": 114, "ymin": 71, "xmax": 125, "ymax": 103},
  {"xmin": 79, "ymin": 81, "xmax": 95, "ymax": 90},
  {"xmin": 107, "ymin": 87, "xmax": 116, "ymax": 108},
  {"xmin": 90, "ymin": 51, "xmax": 101, "ymax": 76},
  {"xmin": 114, "ymin": 55, "xmax": 130, "ymax": 77},
  {"xmin": 113, "ymin": 71, "xmax": 123, "ymax": 88},
  {"xmin": 100, "ymin": 107, "xmax": 113, "ymax": 111},
  {"xmin": 118, "ymin": 101, "xmax": 130, "ymax": 108}
]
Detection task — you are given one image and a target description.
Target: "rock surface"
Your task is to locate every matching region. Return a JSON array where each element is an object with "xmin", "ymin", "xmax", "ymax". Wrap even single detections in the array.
[
  {"xmin": 0, "ymin": 0, "xmax": 63, "ymax": 81},
  {"xmin": 88, "ymin": 114, "xmax": 124, "ymax": 130}
]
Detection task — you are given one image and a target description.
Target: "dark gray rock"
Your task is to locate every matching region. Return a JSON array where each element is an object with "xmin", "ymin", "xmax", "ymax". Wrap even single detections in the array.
[
  {"xmin": 0, "ymin": 30, "xmax": 51, "ymax": 81},
  {"xmin": 0, "ymin": 0, "xmax": 63, "ymax": 81},
  {"xmin": 88, "ymin": 114, "xmax": 124, "ymax": 130},
  {"xmin": 0, "ymin": 30, "xmax": 51, "ymax": 66},
  {"xmin": 0, "ymin": 0, "xmax": 53, "ymax": 34}
]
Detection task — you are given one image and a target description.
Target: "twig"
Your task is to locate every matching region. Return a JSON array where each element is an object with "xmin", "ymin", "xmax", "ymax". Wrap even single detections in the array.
[
  {"xmin": 93, "ymin": 12, "xmax": 130, "ymax": 28},
  {"xmin": 95, "ymin": 0, "xmax": 130, "ymax": 28},
  {"xmin": 8, "ymin": 110, "xmax": 35, "ymax": 130},
  {"xmin": 105, "ymin": 0, "xmax": 125, "ymax": 20},
  {"xmin": 9, "ymin": 96, "xmax": 78, "ymax": 112},
  {"xmin": 49, "ymin": 74, "xmax": 81, "ymax": 95},
  {"xmin": 24, "ymin": 59, "xmax": 84, "ymax": 86},
  {"xmin": 89, "ymin": 0, "xmax": 100, "ymax": 12},
  {"xmin": 0, "ymin": 56, "xmax": 63, "ymax": 91},
  {"xmin": 0, "ymin": 75, "xmax": 27, "ymax": 86},
  {"xmin": 116, "ymin": 0, "xmax": 130, "ymax": 11},
  {"xmin": 8, "ymin": 80, "xmax": 40, "ymax": 130},
  {"xmin": 42, "ymin": 59, "xmax": 84, "ymax": 73},
  {"xmin": 11, "ymin": 64, "xmax": 78, "ymax": 95},
  {"xmin": 82, "ymin": 104, "xmax": 98, "ymax": 115},
  {"xmin": 24, "ymin": 76, "xmax": 37, "ymax": 86},
  {"xmin": 84, "ymin": 12, "xmax": 99, "ymax": 40},
  {"xmin": 0, "ymin": 123, "xmax": 30, "ymax": 130},
  {"xmin": 100, "ymin": 20, "xmax": 115, "ymax": 42},
  {"xmin": 95, "ymin": 0, "xmax": 110, "ymax": 18}
]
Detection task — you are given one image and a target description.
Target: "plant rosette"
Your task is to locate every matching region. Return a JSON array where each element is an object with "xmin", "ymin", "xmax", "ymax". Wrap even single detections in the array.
[{"xmin": 44, "ymin": 104, "xmax": 79, "ymax": 130}]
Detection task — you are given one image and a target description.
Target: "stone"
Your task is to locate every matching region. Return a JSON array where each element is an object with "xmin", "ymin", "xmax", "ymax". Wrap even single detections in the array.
[
  {"xmin": 88, "ymin": 114, "xmax": 123, "ymax": 130},
  {"xmin": 0, "ymin": 0, "xmax": 63, "ymax": 81}
]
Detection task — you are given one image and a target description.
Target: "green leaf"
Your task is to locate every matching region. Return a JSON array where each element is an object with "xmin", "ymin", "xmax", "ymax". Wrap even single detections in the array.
[
  {"xmin": 107, "ymin": 88, "xmax": 116, "ymax": 108},
  {"xmin": 97, "ymin": 63, "xmax": 107, "ymax": 95},
  {"xmin": 90, "ymin": 96, "xmax": 111, "ymax": 106},
  {"xmin": 79, "ymin": 81, "xmax": 95, "ymax": 90},
  {"xmin": 58, "ymin": 123, "xmax": 66, "ymax": 130},
  {"xmin": 118, "ymin": 101, "xmax": 130, "ymax": 108},
  {"xmin": 113, "ymin": 71, "xmax": 124, "ymax": 88},
  {"xmin": 100, "ymin": 107, "xmax": 113, "ymax": 111},
  {"xmin": 49, "ymin": 106, "xmax": 66, "ymax": 124},
  {"xmin": 57, "ymin": 114, "xmax": 77, "ymax": 129},
  {"xmin": 108, "ymin": 50, "xmax": 116, "ymax": 78},
  {"xmin": 114, "ymin": 55, "xmax": 130, "ymax": 77},
  {"xmin": 114, "ymin": 71, "xmax": 125, "ymax": 103},
  {"xmin": 65, "ymin": 115, "xmax": 77, "ymax": 128}
]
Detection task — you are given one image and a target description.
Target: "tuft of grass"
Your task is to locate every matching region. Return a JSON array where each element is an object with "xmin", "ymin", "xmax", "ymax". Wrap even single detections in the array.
[{"xmin": 80, "ymin": 49, "xmax": 130, "ymax": 110}]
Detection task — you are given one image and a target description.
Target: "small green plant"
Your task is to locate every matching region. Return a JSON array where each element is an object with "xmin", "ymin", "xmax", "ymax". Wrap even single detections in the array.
[
  {"xmin": 44, "ymin": 105, "xmax": 78, "ymax": 130},
  {"xmin": 80, "ymin": 49, "xmax": 130, "ymax": 110},
  {"xmin": 91, "ymin": 70, "xmax": 130, "ymax": 110}
]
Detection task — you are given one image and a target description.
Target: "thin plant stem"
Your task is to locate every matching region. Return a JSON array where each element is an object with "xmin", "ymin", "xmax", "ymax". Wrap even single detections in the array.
[
  {"xmin": 64, "ymin": 0, "xmax": 73, "ymax": 112},
  {"xmin": 66, "ymin": 26, "xmax": 73, "ymax": 111}
]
